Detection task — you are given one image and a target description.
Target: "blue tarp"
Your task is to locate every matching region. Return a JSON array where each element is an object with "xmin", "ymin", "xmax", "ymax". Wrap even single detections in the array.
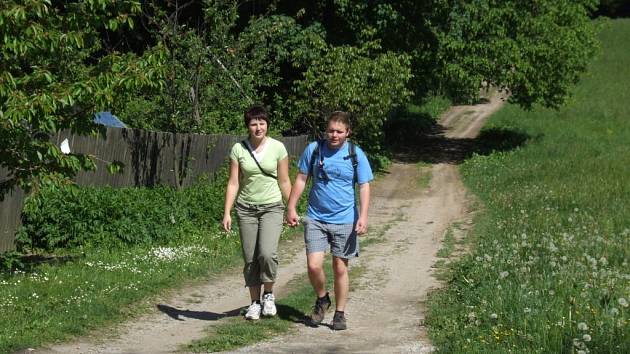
[{"xmin": 94, "ymin": 112, "xmax": 127, "ymax": 128}]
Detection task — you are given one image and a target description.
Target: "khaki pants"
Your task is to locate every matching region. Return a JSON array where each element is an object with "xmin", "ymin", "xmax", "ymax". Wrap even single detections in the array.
[{"xmin": 235, "ymin": 201, "xmax": 284, "ymax": 287}]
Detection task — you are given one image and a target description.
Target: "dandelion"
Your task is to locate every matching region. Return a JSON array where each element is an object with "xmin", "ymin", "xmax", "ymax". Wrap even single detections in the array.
[
  {"xmin": 618, "ymin": 297, "xmax": 628, "ymax": 308},
  {"xmin": 524, "ymin": 307, "xmax": 531, "ymax": 313},
  {"xmin": 583, "ymin": 334, "xmax": 591, "ymax": 342},
  {"xmin": 490, "ymin": 313, "xmax": 498, "ymax": 319},
  {"xmin": 610, "ymin": 307, "xmax": 619, "ymax": 316},
  {"xmin": 577, "ymin": 322, "xmax": 588, "ymax": 331},
  {"xmin": 499, "ymin": 271, "xmax": 509, "ymax": 279}
]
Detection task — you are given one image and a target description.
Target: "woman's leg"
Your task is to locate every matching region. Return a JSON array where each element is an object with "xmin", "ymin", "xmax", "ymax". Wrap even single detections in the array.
[
  {"xmin": 257, "ymin": 203, "xmax": 284, "ymax": 287},
  {"xmin": 235, "ymin": 203, "xmax": 262, "ymax": 301}
]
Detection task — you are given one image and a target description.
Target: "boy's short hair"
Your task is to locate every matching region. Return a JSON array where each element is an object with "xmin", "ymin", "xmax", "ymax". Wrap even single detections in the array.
[
  {"xmin": 244, "ymin": 104, "xmax": 269, "ymax": 126},
  {"xmin": 328, "ymin": 111, "xmax": 352, "ymax": 130}
]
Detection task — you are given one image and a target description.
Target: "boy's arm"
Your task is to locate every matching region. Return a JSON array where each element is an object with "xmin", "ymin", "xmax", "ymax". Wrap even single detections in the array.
[
  {"xmin": 355, "ymin": 182, "xmax": 370, "ymax": 235},
  {"xmin": 286, "ymin": 172, "xmax": 308, "ymax": 226}
]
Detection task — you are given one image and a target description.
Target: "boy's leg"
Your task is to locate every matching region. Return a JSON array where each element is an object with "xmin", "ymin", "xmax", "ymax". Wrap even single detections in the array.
[
  {"xmin": 328, "ymin": 222, "xmax": 357, "ymax": 330},
  {"xmin": 332, "ymin": 256, "xmax": 349, "ymax": 311},
  {"xmin": 303, "ymin": 217, "xmax": 332, "ymax": 325},
  {"xmin": 303, "ymin": 217, "xmax": 330, "ymax": 296},
  {"xmin": 307, "ymin": 251, "xmax": 327, "ymax": 296}
]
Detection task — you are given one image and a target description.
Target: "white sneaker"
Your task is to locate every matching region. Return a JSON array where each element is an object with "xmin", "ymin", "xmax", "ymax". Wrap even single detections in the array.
[
  {"xmin": 245, "ymin": 302, "xmax": 261, "ymax": 320},
  {"xmin": 261, "ymin": 293, "xmax": 277, "ymax": 316}
]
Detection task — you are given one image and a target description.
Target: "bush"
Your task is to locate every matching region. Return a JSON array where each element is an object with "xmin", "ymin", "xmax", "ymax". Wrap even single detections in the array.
[
  {"xmin": 17, "ymin": 169, "xmax": 229, "ymax": 251},
  {"xmin": 16, "ymin": 161, "xmax": 308, "ymax": 253}
]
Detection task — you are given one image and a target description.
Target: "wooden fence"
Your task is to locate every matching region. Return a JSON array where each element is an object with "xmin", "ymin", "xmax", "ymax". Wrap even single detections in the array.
[{"xmin": 0, "ymin": 128, "xmax": 308, "ymax": 252}]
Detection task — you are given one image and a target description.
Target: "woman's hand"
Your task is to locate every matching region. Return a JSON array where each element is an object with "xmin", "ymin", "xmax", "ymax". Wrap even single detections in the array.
[
  {"xmin": 222, "ymin": 214, "xmax": 232, "ymax": 232},
  {"xmin": 286, "ymin": 208, "xmax": 300, "ymax": 227}
]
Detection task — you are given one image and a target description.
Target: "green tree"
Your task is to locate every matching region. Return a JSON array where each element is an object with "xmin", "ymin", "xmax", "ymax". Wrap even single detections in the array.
[
  {"xmin": 289, "ymin": 41, "xmax": 413, "ymax": 156},
  {"xmin": 429, "ymin": 0, "xmax": 600, "ymax": 107},
  {"xmin": 0, "ymin": 0, "xmax": 161, "ymax": 194}
]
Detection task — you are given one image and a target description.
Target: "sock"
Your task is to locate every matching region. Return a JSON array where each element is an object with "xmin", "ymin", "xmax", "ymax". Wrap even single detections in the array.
[
  {"xmin": 263, "ymin": 290, "xmax": 273, "ymax": 296},
  {"xmin": 252, "ymin": 300, "xmax": 261, "ymax": 305},
  {"xmin": 318, "ymin": 292, "xmax": 330, "ymax": 303},
  {"xmin": 335, "ymin": 310, "xmax": 344, "ymax": 315}
]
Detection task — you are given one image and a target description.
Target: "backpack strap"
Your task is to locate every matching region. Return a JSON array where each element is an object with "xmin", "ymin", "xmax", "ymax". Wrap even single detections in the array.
[
  {"xmin": 308, "ymin": 139, "xmax": 359, "ymax": 186},
  {"xmin": 241, "ymin": 140, "xmax": 277, "ymax": 180},
  {"xmin": 347, "ymin": 141, "xmax": 358, "ymax": 186},
  {"xmin": 308, "ymin": 139, "xmax": 324, "ymax": 180}
]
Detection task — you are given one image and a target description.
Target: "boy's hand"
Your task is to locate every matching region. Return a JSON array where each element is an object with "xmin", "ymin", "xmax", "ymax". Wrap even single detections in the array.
[
  {"xmin": 355, "ymin": 216, "xmax": 368, "ymax": 235},
  {"xmin": 286, "ymin": 208, "xmax": 299, "ymax": 227}
]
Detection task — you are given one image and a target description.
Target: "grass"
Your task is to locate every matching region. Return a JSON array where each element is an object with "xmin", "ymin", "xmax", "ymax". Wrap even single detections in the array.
[
  {"xmin": 0, "ymin": 228, "xmax": 245, "ymax": 354},
  {"xmin": 436, "ymin": 228, "xmax": 456, "ymax": 259},
  {"xmin": 416, "ymin": 162, "xmax": 432, "ymax": 189},
  {"xmin": 426, "ymin": 19, "xmax": 630, "ymax": 353}
]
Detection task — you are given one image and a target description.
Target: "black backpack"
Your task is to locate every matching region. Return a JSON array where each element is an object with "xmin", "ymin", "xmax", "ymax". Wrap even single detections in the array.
[{"xmin": 308, "ymin": 139, "xmax": 358, "ymax": 185}]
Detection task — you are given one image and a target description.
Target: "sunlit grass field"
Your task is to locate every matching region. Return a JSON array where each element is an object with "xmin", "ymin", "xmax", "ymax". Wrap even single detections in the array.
[
  {"xmin": 427, "ymin": 19, "xmax": 630, "ymax": 353},
  {"xmin": 0, "ymin": 228, "xmax": 244, "ymax": 353}
]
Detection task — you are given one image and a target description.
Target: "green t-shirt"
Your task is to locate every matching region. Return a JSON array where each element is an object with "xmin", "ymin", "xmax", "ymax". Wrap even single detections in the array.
[{"xmin": 230, "ymin": 137, "xmax": 288, "ymax": 205}]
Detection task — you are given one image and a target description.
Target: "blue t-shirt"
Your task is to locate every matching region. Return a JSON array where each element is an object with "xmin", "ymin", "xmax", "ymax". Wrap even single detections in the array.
[{"xmin": 298, "ymin": 140, "xmax": 373, "ymax": 224}]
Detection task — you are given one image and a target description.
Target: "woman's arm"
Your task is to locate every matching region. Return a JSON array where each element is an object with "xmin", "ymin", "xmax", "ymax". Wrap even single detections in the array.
[
  {"xmin": 277, "ymin": 156, "xmax": 291, "ymax": 202},
  {"xmin": 222, "ymin": 159, "xmax": 240, "ymax": 232}
]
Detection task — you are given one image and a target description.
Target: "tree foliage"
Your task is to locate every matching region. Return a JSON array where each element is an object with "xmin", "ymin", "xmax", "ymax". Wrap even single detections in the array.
[
  {"xmin": 428, "ymin": 0, "xmax": 600, "ymax": 107},
  {"xmin": 0, "ymin": 0, "xmax": 161, "ymax": 194},
  {"xmin": 1, "ymin": 0, "xmax": 601, "ymax": 193}
]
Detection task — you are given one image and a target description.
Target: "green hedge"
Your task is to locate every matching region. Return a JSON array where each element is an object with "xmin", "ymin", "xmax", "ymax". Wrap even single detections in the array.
[
  {"xmin": 16, "ymin": 163, "xmax": 309, "ymax": 254},
  {"xmin": 17, "ymin": 170, "xmax": 228, "ymax": 251}
]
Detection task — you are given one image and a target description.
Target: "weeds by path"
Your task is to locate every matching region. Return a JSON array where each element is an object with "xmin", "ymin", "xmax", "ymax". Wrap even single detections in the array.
[{"xmin": 426, "ymin": 19, "xmax": 630, "ymax": 353}]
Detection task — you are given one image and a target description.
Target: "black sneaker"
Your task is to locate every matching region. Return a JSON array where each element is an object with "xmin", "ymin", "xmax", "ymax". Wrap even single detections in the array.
[
  {"xmin": 332, "ymin": 311, "xmax": 347, "ymax": 330},
  {"xmin": 308, "ymin": 292, "xmax": 331, "ymax": 325}
]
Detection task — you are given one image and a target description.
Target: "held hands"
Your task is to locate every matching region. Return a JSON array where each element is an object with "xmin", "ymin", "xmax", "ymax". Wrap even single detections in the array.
[
  {"xmin": 355, "ymin": 216, "xmax": 368, "ymax": 235},
  {"xmin": 286, "ymin": 208, "xmax": 300, "ymax": 227}
]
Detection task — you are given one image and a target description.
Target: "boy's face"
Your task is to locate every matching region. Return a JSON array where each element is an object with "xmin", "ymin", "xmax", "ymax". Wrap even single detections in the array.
[{"xmin": 326, "ymin": 121, "xmax": 350, "ymax": 149}]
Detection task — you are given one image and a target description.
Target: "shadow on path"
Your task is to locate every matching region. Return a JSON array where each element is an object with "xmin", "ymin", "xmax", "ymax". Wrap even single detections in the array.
[
  {"xmin": 157, "ymin": 303, "xmax": 306, "ymax": 323},
  {"xmin": 388, "ymin": 116, "xmax": 531, "ymax": 164},
  {"xmin": 157, "ymin": 304, "xmax": 242, "ymax": 321}
]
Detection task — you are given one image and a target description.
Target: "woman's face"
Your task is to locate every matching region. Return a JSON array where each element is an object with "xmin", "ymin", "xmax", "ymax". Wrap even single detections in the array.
[
  {"xmin": 247, "ymin": 118, "xmax": 268, "ymax": 140},
  {"xmin": 326, "ymin": 120, "xmax": 350, "ymax": 149}
]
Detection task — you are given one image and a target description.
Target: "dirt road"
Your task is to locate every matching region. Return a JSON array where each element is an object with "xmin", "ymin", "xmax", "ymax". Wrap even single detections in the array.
[{"xmin": 37, "ymin": 93, "xmax": 504, "ymax": 354}]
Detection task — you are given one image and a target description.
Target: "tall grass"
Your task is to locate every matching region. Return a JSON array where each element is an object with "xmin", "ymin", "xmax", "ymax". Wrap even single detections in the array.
[{"xmin": 426, "ymin": 19, "xmax": 630, "ymax": 353}]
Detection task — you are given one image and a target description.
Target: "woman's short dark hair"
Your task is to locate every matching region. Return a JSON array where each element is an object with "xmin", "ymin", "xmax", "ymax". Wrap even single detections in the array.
[{"xmin": 244, "ymin": 104, "xmax": 269, "ymax": 126}]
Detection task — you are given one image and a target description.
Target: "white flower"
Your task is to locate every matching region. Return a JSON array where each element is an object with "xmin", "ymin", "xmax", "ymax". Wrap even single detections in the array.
[
  {"xmin": 490, "ymin": 313, "xmax": 498, "ymax": 319},
  {"xmin": 618, "ymin": 297, "xmax": 629, "ymax": 308},
  {"xmin": 610, "ymin": 307, "xmax": 619, "ymax": 316},
  {"xmin": 577, "ymin": 322, "xmax": 588, "ymax": 331},
  {"xmin": 577, "ymin": 350, "xmax": 586, "ymax": 354},
  {"xmin": 582, "ymin": 334, "xmax": 591, "ymax": 342},
  {"xmin": 499, "ymin": 271, "xmax": 509, "ymax": 279},
  {"xmin": 524, "ymin": 307, "xmax": 531, "ymax": 313}
]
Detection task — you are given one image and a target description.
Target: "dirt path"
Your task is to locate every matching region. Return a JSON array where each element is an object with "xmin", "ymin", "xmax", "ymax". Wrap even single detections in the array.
[{"xmin": 36, "ymin": 93, "xmax": 504, "ymax": 354}]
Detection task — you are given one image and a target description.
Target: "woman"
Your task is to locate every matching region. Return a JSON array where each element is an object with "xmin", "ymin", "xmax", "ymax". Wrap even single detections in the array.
[{"xmin": 222, "ymin": 104, "xmax": 291, "ymax": 320}]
